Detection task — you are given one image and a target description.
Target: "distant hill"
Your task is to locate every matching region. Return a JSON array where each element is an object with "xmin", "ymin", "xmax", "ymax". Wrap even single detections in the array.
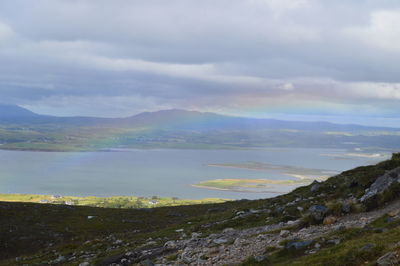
[
  {"xmin": 0, "ymin": 104, "xmax": 397, "ymax": 132},
  {"xmin": 0, "ymin": 104, "xmax": 40, "ymax": 120}
]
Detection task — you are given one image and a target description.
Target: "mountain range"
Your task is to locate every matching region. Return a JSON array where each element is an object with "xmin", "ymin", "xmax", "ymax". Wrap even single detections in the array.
[
  {"xmin": 1, "ymin": 104, "xmax": 400, "ymax": 151},
  {"xmin": 0, "ymin": 104, "xmax": 397, "ymax": 132}
]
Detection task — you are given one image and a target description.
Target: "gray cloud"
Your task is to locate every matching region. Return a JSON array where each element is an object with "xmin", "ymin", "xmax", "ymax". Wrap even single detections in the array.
[{"xmin": 0, "ymin": 0, "xmax": 400, "ymax": 122}]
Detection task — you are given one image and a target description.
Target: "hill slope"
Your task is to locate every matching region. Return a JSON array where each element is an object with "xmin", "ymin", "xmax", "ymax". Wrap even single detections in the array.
[{"xmin": 1, "ymin": 153, "xmax": 400, "ymax": 265}]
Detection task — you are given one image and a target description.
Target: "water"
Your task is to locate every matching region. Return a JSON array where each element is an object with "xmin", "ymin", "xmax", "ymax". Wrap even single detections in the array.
[{"xmin": 0, "ymin": 148, "xmax": 390, "ymax": 199}]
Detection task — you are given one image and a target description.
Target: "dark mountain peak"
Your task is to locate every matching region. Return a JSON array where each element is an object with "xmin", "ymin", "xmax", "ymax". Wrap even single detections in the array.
[{"xmin": 0, "ymin": 104, "xmax": 39, "ymax": 118}]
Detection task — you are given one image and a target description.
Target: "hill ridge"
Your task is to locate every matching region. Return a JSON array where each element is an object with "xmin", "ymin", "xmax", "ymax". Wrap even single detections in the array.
[{"xmin": 0, "ymin": 103, "xmax": 397, "ymax": 131}]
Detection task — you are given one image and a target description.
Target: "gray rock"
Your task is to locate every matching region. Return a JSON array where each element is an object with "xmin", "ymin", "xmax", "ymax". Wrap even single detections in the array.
[
  {"xmin": 376, "ymin": 251, "xmax": 400, "ymax": 266},
  {"xmin": 164, "ymin": 240, "xmax": 178, "ymax": 250},
  {"xmin": 286, "ymin": 240, "xmax": 313, "ymax": 250},
  {"xmin": 327, "ymin": 238, "xmax": 341, "ymax": 245},
  {"xmin": 222, "ymin": 228, "xmax": 235, "ymax": 234},
  {"xmin": 54, "ymin": 255, "xmax": 66, "ymax": 263},
  {"xmin": 333, "ymin": 224, "xmax": 346, "ymax": 231},
  {"xmin": 361, "ymin": 167, "xmax": 400, "ymax": 202},
  {"xmin": 308, "ymin": 205, "xmax": 328, "ymax": 221},
  {"xmin": 145, "ymin": 241, "xmax": 157, "ymax": 246},
  {"xmin": 286, "ymin": 220, "xmax": 299, "ymax": 226},
  {"xmin": 341, "ymin": 202, "xmax": 351, "ymax": 213},
  {"xmin": 254, "ymin": 255, "xmax": 267, "ymax": 262},
  {"xmin": 191, "ymin": 232, "xmax": 202, "ymax": 239},
  {"xmin": 78, "ymin": 262, "xmax": 90, "ymax": 266},
  {"xmin": 234, "ymin": 238, "xmax": 244, "ymax": 246},
  {"xmin": 280, "ymin": 230, "xmax": 290, "ymax": 237},
  {"xmin": 213, "ymin": 238, "xmax": 228, "ymax": 244},
  {"xmin": 114, "ymin": 239, "xmax": 123, "ymax": 245},
  {"xmin": 310, "ymin": 181, "xmax": 321, "ymax": 192},
  {"xmin": 361, "ymin": 243, "xmax": 376, "ymax": 251},
  {"xmin": 180, "ymin": 251, "xmax": 194, "ymax": 264}
]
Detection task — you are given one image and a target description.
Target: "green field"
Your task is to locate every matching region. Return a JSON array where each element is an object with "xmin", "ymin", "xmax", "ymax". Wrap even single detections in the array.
[{"xmin": 0, "ymin": 193, "xmax": 227, "ymax": 209}]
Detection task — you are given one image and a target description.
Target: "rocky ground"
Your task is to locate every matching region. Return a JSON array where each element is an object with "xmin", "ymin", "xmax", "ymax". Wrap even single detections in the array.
[{"xmin": 99, "ymin": 198, "xmax": 400, "ymax": 266}]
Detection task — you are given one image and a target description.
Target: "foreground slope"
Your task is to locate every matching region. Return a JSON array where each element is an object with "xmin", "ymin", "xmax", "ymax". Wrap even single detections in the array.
[{"xmin": 1, "ymin": 153, "xmax": 400, "ymax": 265}]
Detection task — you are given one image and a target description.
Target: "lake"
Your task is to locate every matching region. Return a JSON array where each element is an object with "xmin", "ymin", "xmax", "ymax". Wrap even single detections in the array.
[{"xmin": 0, "ymin": 148, "xmax": 390, "ymax": 200}]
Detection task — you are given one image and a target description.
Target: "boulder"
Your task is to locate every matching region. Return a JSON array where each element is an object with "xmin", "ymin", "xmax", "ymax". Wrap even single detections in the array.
[
  {"xmin": 326, "ymin": 238, "xmax": 341, "ymax": 245},
  {"xmin": 213, "ymin": 238, "xmax": 228, "ymax": 244},
  {"xmin": 308, "ymin": 205, "xmax": 328, "ymax": 221},
  {"xmin": 323, "ymin": 216, "xmax": 337, "ymax": 225},
  {"xmin": 164, "ymin": 240, "xmax": 178, "ymax": 250},
  {"xmin": 341, "ymin": 201, "xmax": 352, "ymax": 213},
  {"xmin": 254, "ymin": 255, "xmax": 267, "ymax": 262},
  {"xmin": 361, "ymin": 243, "xmax": 376, "ymax": 252},
  {"xmin": 286, "ymin": 240, "xmax": 313, "ymax": 250},
  {"xmin": 191, "ymin": 232, "xmax": 202, "ymax": 239},
  {"xmin": 222, "ymin": 228, "xmax": 235, "ymax": 234},
  {"xmin": 388, "ymin": 210, "xmax": 400, "ymax": 217},
  {"xmin": 360, "ymin": 167, "xmax": 400, "ymax": 202},
  {"xmin": 310, "ymin": 181, "xmax": 321, "ymax": 192},
  {"xmin": 376, "ymin": 251, "xmax": 400, "ymax": 266},
  {"xmin": 280, "ymin": 230, "xmax": 290, "ymax": 237}
]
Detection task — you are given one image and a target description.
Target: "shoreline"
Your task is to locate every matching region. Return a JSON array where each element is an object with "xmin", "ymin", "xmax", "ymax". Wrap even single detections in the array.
[
  {"xmin": 191, "ymin": 184, "xmax": 285, "ymax": 194},
  {"xmin": 192, "ymin": 177, "xmax": 313, "ymax": 193},
  {"xmin": 207, "ymin": 163, "xmax": 331, "ymax": 181}
]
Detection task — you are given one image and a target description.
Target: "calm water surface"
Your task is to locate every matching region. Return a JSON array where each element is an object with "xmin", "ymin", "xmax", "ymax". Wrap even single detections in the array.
[{"xmin": 0, "ymin": 148, "xmax": 389, "ymax": 199}]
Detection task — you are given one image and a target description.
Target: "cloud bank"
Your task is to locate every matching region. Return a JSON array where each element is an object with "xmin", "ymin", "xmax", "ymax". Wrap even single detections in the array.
[{"xmin": 0, "ymin": 0, "xmax": 399, "ymax": 125}]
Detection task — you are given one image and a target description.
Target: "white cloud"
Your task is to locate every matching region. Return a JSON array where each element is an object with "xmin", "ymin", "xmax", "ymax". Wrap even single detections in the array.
[
  {"xmin": 344, "ymin": 82, "xmax": 400, "ymax": 100},
  {"xmin": 343, "ymin": 10, "xmax": 400, "ymax": 53},
  {"xmin": 0, "ymin": 0, "xmax": 400, "ymax": 119},
  {"xmin": 0, "ymin": 22, "xmax": 15, "ymax": 43}
]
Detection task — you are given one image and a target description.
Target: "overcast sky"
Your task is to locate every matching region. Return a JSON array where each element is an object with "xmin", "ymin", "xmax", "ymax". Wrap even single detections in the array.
[{"xmin": 0, "ymin": 0, "xmax": 400, "ymax": 126}]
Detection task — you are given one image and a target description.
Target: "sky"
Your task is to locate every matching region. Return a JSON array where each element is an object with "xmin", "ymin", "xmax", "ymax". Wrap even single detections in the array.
[{"xmin": 0, "ymin": 0, "xmax": 400, "ymax": 126}]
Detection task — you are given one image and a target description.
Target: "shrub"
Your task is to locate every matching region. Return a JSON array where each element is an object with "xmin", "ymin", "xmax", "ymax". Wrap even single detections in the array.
[{"xmin": 327, "ymin": 200, "xmax": 343, "ymax": 216}]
